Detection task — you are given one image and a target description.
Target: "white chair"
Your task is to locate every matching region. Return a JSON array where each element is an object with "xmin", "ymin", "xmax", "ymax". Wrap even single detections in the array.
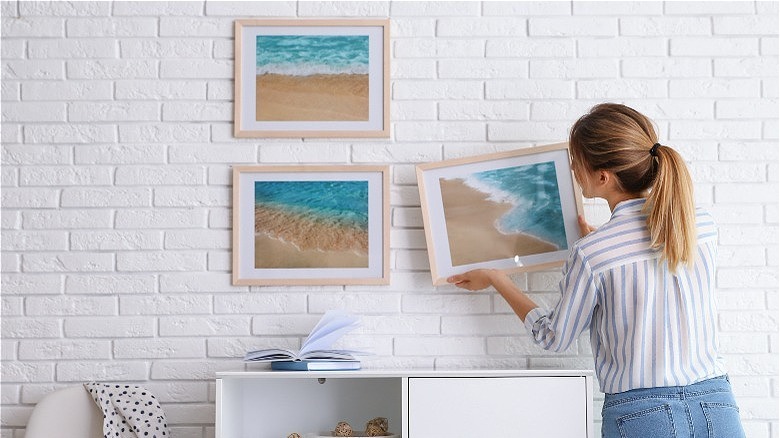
[{"xmin": 25, "ymin": 385, "xmax": 103, "ymax": 438}]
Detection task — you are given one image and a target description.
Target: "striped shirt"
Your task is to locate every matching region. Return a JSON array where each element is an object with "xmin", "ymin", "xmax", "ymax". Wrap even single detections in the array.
[{"xmin": 523, "ymin": 198, "xmax": 726, "ymax": 394}]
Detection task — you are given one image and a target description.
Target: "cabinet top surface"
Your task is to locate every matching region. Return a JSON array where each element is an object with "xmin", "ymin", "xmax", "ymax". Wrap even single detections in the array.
[{"xmin": 216, "ymin": 369, "xmax": 594, "ymax": 379}]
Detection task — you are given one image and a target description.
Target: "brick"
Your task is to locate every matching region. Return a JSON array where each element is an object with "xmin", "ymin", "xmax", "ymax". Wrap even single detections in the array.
[
  {"xmin": 205, "ymin": 1, "xmax": 296, "ymax": 16},
  {"xmin": 113, "ymin": 338, "xmax": 205, "ymax": 359},
  {"xmin": 26, "ymin": 296, "xmax": 116, "ymax": 316},
  {"xmin": 67, "ymin": 18, "xmax": 157, "ymax": 37},
  {"xmin": 578, "ymin": 37, "xmax": 665, "ymax": 57},
  {"xmin": 23, "ymin": 252, "xmax": 114, "ymax": 273},
  {"xmin": 75, "ymin": 144, "xmax": 166, "ymax": 165},
  {"xmin": 438, "ymin": 18, "xmax": 527, "ymax": 37},
  {"xmin": 56, "ymin": 361, "xmax": 147, "ymax": 382},
  {"xmin": 215, "ymin": 294, "xmax": 307, "ymax": 314},
  {"xmin": 439, "ymin": 59, "xmax": 528, "ymax": 79},
  {"xmin": 115, "ymin": 80, "xmax": 206, "ymax": 100},
  {"xmin": 298, "ymin": 1, "xmax": 389, "ymax": 16},
  {"xmin": 394, "ymin": 80, "xmax": 483, "ymax": 100},
  {"xmin": 20, "ymin": 166, "xmax": 111, "ymax": 186},
  {"xmin": 619, "ymin": 17, "xmax": 711, "ymax": 36},
  {"xmin": 671, "ymin": 37, "xmax": 759, "ymax": 56},
  {"xmin": 716, "ymin": 183, "xmax": 779, "ymax": 203},
  {"xmin": 718, "ymin": 267, "xmax": 778, "ymax": 288},
  {"xmin": 1, "ymin": 318, "xmax": 61, "ymax": 338},
  {"xmin": 577, "ymin": 79, "xmax": 667, "ymax": 98},
  {"xmin": 115, "ymin": 166, "xmax": 205, "ymax": 185},
  {"xmin": 0, "ymin": 274, "xmax": 61, "ymax": 295},
  {"xmin": 62, "ymin": 187, "xmax": 151, "ymax": 207},
  {"xmin": 393, "ymin": 39, "xmax": 484, "ymax": 59},
  {"xmin": 119, "ymin": 123, "xmax": 210, "ymax": 143},
  {"xmin": 163, "ymin": 230, "xmax": 230, "ymax": 250},
  {"xmin": 67, "ymin": 59, "xmax": 157, "ymax": 79},
  {"xmin": 160, "ymin": 59, "xmax": 232, "ymax": 79},
  {"xmin": 574, "ymin": 1, "xmax": 662, "ymax": 15},
  {"xmin": 483, "ymin": 1, "xmax": 571, "ymax": 15},
  {"xmin": 28, "ymin": 39, "xmax": 116, "ymax": 59},
  {"xmin": 162, "ymin": 102, "xmax": 232, "ymax": 121},
  {"xmin": 2, "ymin": 60, "xmax": 64, "ymax": 80},
  {"xmin": 1, "ymin": 102, "xmax": 66, "ymax": 122},
  {"xmin": 120, "ymin": 295, "xmax": 211, "ymax": 315},
  {"xmin": 159, "ymin": 17, "xmax": 232, "ymax": 37},
  {"xmin": 1, "ymin": 231, "xmax": 67, "ymax": 251},
  {"xmin": 65, "ymin": 274, "xmax": 156, "ymax": 295},
  {"xmin": 622, "ymin": 58, "xmax": 711, "ymax": 78},
  {"xmin": 394, "ymin": 121, "xmax": 485, "ymax": 142},
  {"xmin": 154, "ymin": 187, "xmax": 230, "ymax": 207},
  {"xmin": 115, "ymin": 209, "xmax": 206, "ymax": 229},
  {"xmin": 22, "ymin": 210, "xmax": 112, "ymax": 229},
  {"xmin": 69, "ymin": 101, "xmax": 160, "ymax": 122},
  {"xmin": 714, "ymin": 15, "xmax": 780, "ymax": 35},
  {"xmin": 529, "ymin": 17, "xmax": 617, "ymax": 36},
  {"xmin": 70, "ymin": 230, "xmax": 161, "ymax": 250},
  {"xmin": 352, "ymin": 143, "xmax": 441, "ymax": 163},
  {"xmin": 395, "ymin": 336, "xmax": 485, "ymax": 356},
  {"xmin": 1, "ymin": 17, "xmax": 64, "ymax": 37},
  {"xmin": 116, "ymin": 251, "xmax": 206, "ymax": 272},
  {"xmin": 486, "ymin": 79, "xmax": 574, "ymax": 99},
  {"xmin": 112, "ymin": 1, "xmax": 203, "ymax": 16},
  {"xmin": 24, "ymin": 124, "xmax": 116, "ymax": 143},
  {"xmin": 19, "ymin": 339, "xmax": 111, "ymax": 360},
  {"xmin": 531, "ymin": 59, "xmax": 617, "ymax": 79},
  {"xmin": 390, "ymin": 2, "xmax": 480, "ymax": 16},
  {"xmin": 258, "ymin": 142, "xmax": 350, "ymax": 163},
  {"xmin": 21, "ymin": 80, "xmax": 112, "ymax": 100},
  {"xmin": 159, "ymin": 316, "xmax": 250, "ymax": 337}
]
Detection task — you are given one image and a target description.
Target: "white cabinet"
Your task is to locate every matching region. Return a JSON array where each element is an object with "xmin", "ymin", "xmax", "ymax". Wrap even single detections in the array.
[{"xmin": 216, "ymin": 370, "xmax": 594, "ymax": 438}]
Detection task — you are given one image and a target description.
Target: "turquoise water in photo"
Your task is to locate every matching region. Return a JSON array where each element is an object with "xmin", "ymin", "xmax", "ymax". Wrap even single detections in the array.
[
  {"xmin": 254, "ymin": 181, "xmax": 369, "ymax": 230},
  {"xmin": 256, "ymin": 35, "xmax": 369, "ymax": 76},
  {"xmin": 466, "ymin": 162, "xmax": 568, "ymax": 249}
]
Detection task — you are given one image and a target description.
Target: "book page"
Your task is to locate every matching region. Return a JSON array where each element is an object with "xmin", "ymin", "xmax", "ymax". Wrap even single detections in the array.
[{"xmin": 299, "ymin": 310, "xmax": 360, "ymax": 356}]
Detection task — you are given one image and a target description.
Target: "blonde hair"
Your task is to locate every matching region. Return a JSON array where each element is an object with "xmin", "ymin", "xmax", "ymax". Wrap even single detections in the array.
[{"xmin": 569, "ymin": 103, "xmax": 696, "ymax": 271}]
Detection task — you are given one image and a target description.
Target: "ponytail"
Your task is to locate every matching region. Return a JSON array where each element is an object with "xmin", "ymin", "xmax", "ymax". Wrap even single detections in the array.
[
  {"xmin": 644, "ymin": 145, "xmax": 696, "ymax": 270},
  {"xmin": 569, "ymin": 103, "xmax": 697, "ymax": 271}
]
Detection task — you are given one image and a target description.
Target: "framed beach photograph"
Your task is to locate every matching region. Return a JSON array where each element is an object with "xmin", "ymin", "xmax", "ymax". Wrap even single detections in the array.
[
  {"xmin": 417, "ymin": 143, "xmax": 584, "ymax": 286},
  {"xmin": 232, "ymin": 165, "xmax": 390, "ymax": 286},
  {"xmin": 234, "ymin": 19, "xmax": 390, "ymax": 138}
]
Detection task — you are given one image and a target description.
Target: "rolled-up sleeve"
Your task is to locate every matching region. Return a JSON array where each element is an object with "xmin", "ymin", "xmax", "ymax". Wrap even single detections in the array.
[{"xmin": 522, "ymin": 247, "xmax": 599, "ymax": 352}]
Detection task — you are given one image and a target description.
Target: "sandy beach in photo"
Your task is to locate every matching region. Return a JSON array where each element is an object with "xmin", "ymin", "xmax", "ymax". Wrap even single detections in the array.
[
  {"xmin": 439, "ymin": 178, "xmax": 558, "ymax": 266},
  {"xmin": 256, "ymin": 73, "xmax": 369, "ymax": 121},
  {"xmin": 254, "ymin": 204, "xmax": 368, "ymax": 269}
]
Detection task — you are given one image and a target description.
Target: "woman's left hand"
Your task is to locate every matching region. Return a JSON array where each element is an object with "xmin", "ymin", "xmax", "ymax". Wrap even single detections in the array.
[{"xmin": 447, "ymin": 269, "xmax": 502, "ymax": 291}]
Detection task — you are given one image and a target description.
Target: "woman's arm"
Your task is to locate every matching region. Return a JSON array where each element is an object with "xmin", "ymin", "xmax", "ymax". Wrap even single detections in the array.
[{"xmin": 447, "ymin": 269, "xmax": 538, "ymax": 321}]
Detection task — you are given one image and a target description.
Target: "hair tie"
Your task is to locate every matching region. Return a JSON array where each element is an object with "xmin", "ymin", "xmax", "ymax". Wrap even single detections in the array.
[{"xmin": 649, "ymin": 143, "xmax": 660, "ymax": 157}]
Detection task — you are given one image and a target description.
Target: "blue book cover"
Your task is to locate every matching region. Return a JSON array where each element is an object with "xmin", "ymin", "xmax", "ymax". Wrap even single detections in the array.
[{"xmin": 271, "ymin": 360, "xmax": 361, "ymax": 371}]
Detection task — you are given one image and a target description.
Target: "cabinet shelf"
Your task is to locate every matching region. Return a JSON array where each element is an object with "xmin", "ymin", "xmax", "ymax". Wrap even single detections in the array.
[{"xmin": 216, "ymin": 369, "xmax": 594, "ymax": 438}]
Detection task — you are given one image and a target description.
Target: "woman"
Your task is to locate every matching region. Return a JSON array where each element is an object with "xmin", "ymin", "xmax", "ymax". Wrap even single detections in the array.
[{"xmin": 447, "ymin": 103, "xmax": 745, "ymax": 438}]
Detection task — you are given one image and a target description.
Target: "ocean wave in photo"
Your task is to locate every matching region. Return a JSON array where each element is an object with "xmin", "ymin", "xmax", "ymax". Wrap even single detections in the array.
[
  {"xmin": 463, "ymin": 161, "xmax": 568, "ymax": 250},
  {"xmin": 256, "ymin": 35, "xmax": 369, "ymax": 76},
  {"xmin": 253, "ymin": 180, "xmax": 369, "ymax": 253}
]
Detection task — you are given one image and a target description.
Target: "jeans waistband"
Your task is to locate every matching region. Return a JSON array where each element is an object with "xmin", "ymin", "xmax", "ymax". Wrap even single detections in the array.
[{"xmin": 604, "ymin": 375, "xmax": 731, "ymax": 407}]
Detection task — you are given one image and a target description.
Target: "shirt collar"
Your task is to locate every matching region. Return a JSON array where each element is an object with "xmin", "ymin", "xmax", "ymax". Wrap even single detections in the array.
[{"xmin": 610, "ymin": 198, "xmax": 647, "ymax": 218}]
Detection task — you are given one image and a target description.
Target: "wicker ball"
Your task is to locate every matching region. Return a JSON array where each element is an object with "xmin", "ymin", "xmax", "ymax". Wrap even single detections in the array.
[
  {"xmin": 365, "ymin": 424, "xmax": 385, "ymax": 436},
  {"xmin": 334, "ymin": 421, "xmax": 353, "ymax": 437},
  {"xmin": 287, "ymin": 434, "xmax": 301, "ymax": 438},
  {"xmin": 365, "ymin": 417, "xmax": 388, "ymax": 433}
]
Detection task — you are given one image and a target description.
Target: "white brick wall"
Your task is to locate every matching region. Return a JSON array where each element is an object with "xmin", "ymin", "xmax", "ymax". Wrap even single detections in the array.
[{"xmin": 1, "ymin": 1, "xmax": 777, "ymax": 437}]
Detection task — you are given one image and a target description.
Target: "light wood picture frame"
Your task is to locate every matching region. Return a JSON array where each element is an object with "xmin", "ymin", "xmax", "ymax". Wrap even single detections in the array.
[
  {"xmin": 416, "ymin": 142, "xmax": 585, "ymax": 286},
  {"xmin": 232, "ymin": 165, "xmax": 390, "ymax": 286},
  {"xmin": 234, "ymin": 19, "xmax": 390, "ymax": 138}
]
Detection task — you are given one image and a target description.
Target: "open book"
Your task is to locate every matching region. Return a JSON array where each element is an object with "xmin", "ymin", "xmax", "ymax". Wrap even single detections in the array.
[{"xmin": 244, "ymin": 310, "xmax": 365, "ymax": 363}]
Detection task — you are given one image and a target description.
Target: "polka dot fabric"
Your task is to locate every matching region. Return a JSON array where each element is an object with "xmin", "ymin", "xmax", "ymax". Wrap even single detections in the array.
[{"xmin": 84, "ymin": 383, "xmax": 169, "ymax": 438}]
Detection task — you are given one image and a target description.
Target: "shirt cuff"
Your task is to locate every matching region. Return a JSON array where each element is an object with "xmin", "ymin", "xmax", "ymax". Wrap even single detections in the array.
[{"xmin": 523, "ymin": 307, "xmax": 545, "ymax": 333}]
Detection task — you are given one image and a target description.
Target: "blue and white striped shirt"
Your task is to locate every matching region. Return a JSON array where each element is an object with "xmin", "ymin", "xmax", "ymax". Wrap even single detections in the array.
[{"xmin": 523, "ymin": 198, "xmax": 726, "ymax": 394}]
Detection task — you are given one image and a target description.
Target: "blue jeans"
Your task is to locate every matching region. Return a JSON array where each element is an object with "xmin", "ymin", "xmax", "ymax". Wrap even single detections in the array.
[{"xmin": 601, "ymin": 375, "xmax": 745, "ymax": 438}]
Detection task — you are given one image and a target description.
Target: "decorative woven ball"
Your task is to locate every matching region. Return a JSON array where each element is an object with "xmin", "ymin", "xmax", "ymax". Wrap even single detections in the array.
[
  {"xmin": 287, "ymin": 434, "xmax": 301, "ymax": 438},
  {"xmin": 334, "ymin": 421, "xmax": 353, "ymax": 437},
  {"xmin": 365, "ymin": 424, "xmax": 385, "ymax": 436},
  {"xmin": 365, "ymin": 417, "xmax": 388, "ymax": 433}
]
